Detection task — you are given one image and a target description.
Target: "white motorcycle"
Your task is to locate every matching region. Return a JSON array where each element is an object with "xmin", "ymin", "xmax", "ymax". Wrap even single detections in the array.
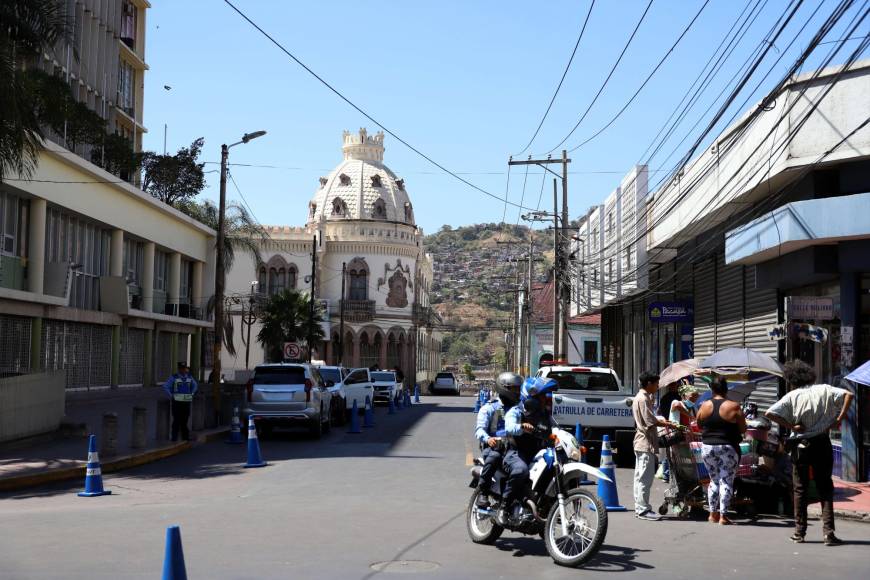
[{"xmin": 466, "ymin": 425, "xmax": 610, "ymax": 567}]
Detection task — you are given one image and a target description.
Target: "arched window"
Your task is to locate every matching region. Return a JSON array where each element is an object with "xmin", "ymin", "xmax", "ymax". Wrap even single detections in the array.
[
  {"xmin": 287, "ymin": 265, "xmax": 298, "ymax": 289},
  {"xmin": 332, "ymin": 198, "xmax": 347, "ymax": 216},
  {"xmin": 258, "ymin": 266, "xmax": 267, "ymax": 293},
  {"xmin": 275, "ymin": 268, "xmax": 286, "ymax": 294},
  {"xmin": 346, "ymin": 257, "xmax": 369, "ymax": 301},
  {"xmin": 372, "ymin": 198, "xmax": 387, "ymax": 219},
  {"xmin": 268, "ymin": 268, "xmax": 279, "ymax": 295},
  {"xmin": 339, "ymin": 173, "xmax": 351, "ymax": 186},
  {"xmin": 370, "ymin": 174, "xmax": 382, "ymax": 188}
]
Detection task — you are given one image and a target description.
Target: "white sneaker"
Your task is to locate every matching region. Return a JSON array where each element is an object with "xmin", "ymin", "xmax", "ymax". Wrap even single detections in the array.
[{"xmin": 636, "ymin": 509, "xmax": 662, "ymax": 521}]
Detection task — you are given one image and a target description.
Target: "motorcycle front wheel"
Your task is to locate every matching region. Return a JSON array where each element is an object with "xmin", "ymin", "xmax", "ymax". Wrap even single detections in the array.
[
  {"xmin": 544, "ymin": 489, "xmax": 607, "ymax": 567},
  {"xmin": 466, "ymin": 490, "xmax": 503, "ymax": 545}
]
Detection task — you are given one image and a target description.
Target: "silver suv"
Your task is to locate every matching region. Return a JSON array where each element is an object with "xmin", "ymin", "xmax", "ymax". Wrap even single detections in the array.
[{"xmin": 244, "ymin": 363, "xmax": 333, "ymax": 438}]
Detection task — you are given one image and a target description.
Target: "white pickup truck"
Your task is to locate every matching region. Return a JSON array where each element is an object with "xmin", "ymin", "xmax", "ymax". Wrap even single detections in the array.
[{"xmin": 535, "ymin": 364, "xmax": 635, "ymax": 467}]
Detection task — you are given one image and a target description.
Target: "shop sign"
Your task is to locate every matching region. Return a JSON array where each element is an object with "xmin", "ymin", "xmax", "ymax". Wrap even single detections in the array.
[
  {"xmin": 788, "ymin": 296, "xmax": 834, "ymax": 320},
  {"xmin": 793, "ymin": 323, "xmax": 828, "ymax": 343},
  {"xmin": 766, "ymin": 324, "xmax": 787, "ymax": 341},
  {"xmin": 648, "ymin": 301, "xmax": 694, "ymax": 323}
]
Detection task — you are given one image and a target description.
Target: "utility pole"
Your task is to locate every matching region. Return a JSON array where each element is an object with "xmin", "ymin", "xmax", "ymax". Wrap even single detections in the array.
[
  {"xmin": 552, "ymin": 178, "xmax": 560, "ymax": 362},
  {"xmin": 338, "ymin": 262, "xmax": 346, "ymax": 365},
  {"xmin": 212, "ymin": 143, "xmax": 229, "ymax": 413},
  {"xmin": 508, "ymin": 153, "xmax": 571, "ymax": 367},
  {"xmin": 525, "ymin": 232, "xmax": 534, "ymax": 374},
  {"xmin": 560, "ymin": 149, "xmax": 570, "ymax": 361},
  {"xmin": 307, "ymin": 235, "xmax": 316, "ymax": 363}
]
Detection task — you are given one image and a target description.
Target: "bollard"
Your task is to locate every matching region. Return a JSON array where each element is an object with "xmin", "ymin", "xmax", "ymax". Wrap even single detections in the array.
[
  {"xmin": 131, "ymin": 406, "xmax": 147, "ymax": 449},
  {"xmin": 101, "ymin": 412, "xmax": 118, "ymax": 457},
  {"xmin": 225, "ymin": 407, "xmax": 244, "ymax": 444},
  {"xmin": 191, "ymin": 391, "xmax": 205, "ymax": 432},
  {"xmin": 156, "ymin": 398, "xmax": 171, "ymax": 442}
]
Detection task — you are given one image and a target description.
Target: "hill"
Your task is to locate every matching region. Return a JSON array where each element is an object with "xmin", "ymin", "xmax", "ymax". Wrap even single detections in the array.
[{"xmin": 423, "ymin": 223, "xmax": 553, "ymax": 368}]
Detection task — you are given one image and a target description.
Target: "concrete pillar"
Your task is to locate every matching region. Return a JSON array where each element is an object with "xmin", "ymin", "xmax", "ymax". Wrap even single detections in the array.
[
  {"xmin": 143, "ymin": 328, "xmax": 153, "ymax": 387},
  {"xmin": 101, "ymin": 412, "xmax": 119, "ymax": 457},
  {"xmin": 27, "ymin": 198, "xmax": 47, "ymax": 294},
  {"xmin": 168, "ymin": 252, "xmax": 181, "ymax": 315},
  {"xmin": 840, "ymin": 272, "xmax": 860, "ymax": 482},
  {"xmin": 170, "ymin": 332, "xmax": 179, "ymax": 369},
  {"xmin": 131, "ymin": 406, "xmax": 147, "ymax": 449},
  {"xmin": 111, "ymin": 325, "xmax": 121, "ymax": 387},
  {"xmin": 352, "ymin": 335, "xmax": 361, "ymax": 368},
  {"xmin": 379, "ymin": 335, "xmax": 388, "ymax": 369},
  {"xmin": 191, "ymin": 328, "xmax": 202, "ymax": 381},
  {"xmin": 192, "ymin": 261, "xmax": 203, "ymax": 313},
  {"xmin": 142, "ymin": 242, "xmax": 155, "ymax": 312},
  {"xmin": 30, "ymin": 316, "xmax": 43, "ymax": 372},
  {"xmin": 110, "ymin": 229, "xmax": 124, "ymax": 278}
]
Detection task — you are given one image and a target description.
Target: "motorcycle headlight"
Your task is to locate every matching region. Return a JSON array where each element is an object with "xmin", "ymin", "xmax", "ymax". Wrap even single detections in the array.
[{"xmin": 569, "ymin": 448, "xmax": 581, "ymax": 461}]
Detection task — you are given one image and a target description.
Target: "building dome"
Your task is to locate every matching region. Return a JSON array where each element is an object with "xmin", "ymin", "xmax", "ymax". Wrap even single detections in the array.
[{"xmin": 307, "ymin": 129, "xmax": 415, "ymax": 226}]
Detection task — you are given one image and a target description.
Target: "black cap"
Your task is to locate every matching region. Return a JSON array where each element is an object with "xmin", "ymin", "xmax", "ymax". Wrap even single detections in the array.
[{"xmin": 177, "ymin": 361, "xmax": 189, "ymax": 369}]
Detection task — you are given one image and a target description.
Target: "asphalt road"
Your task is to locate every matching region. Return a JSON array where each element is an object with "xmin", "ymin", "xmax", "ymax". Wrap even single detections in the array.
[{"xmin": 1, "ymin": 395, "xmax": 868, "ymax": 579}]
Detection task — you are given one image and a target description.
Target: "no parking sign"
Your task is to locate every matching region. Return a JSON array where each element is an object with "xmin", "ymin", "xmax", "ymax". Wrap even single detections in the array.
[{"xmin": 283, "ymin": 342, "xmax": 302, "ymax": 360}]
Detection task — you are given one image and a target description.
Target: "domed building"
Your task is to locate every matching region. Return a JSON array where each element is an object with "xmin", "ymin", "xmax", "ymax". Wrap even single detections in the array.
[{"xmin": 222, "ymin": 129, "xmax": 442, "ymax": 387}]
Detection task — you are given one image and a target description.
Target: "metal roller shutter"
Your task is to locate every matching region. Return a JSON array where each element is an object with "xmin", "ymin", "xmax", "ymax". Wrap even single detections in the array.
[
  {"xmin": 120, "ymin": 327, "xmax": 145, "ymax": 386},
  {"xmin": 42, "ymin": 321, "xmax": 111, "ymax": 390},
  {"xmin": 716, "ymin": 253, "xmax": 744, "ymax": 349},
  {"xmin": 0, "ymin": 315, "xmax": 32, "ymax": 375},
  {"xmin": 693, "ymin": 257, "xmax": 716, "ymax": 357},
  {"xmin": 744, "ymin": 265, "xmax": 781, "ymax": 409},
  {"xmin": 155, "ymin": 332, "xmax": 174, "ymax": 385}
]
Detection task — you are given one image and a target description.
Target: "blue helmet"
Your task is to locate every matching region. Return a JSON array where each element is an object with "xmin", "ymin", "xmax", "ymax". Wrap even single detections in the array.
[{"xmin": 520, "ymin": 377, "xmax": 558, "ymax": 401}]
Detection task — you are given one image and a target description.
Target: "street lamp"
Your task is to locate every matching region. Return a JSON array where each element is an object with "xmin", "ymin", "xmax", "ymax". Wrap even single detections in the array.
[{"xmin": 212, "ymin": 130, "xmax": 267, "ymax": 414}]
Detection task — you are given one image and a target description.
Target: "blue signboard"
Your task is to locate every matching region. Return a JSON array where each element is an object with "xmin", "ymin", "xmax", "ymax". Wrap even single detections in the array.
[{"xmin": 648, "ymin": 301, "xmax": 694, "ymax": 323}]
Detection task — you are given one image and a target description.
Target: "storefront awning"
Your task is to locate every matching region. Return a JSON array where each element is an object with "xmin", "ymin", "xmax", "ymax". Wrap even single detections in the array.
[{"xmin": 725, "ymin": 192, "xmax": 870, "ymax": 265}]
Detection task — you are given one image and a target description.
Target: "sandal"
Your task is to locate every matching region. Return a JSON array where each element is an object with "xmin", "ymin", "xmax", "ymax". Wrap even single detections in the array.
[
  {"xmin": 719, "ymin": 515, "xmax": 733, "ymax": 525},
  {"xmin": 708, "ymin": 512, "xmax": 720, "ymax": 523}
]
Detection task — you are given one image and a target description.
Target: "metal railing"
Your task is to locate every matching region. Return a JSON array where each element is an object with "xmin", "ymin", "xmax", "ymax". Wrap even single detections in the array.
[{"xmin": 341, "ymin": 299, "xmax": 375, "ymax": 322}]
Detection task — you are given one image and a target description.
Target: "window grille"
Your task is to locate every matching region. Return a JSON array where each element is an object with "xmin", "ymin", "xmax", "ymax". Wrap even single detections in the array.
[
  {"xmin": 0, "ymin": 315, "xmax": 31, "ymax": 376},
  {"xmin": 42, "ymin": 320, "xmax": 112, "ymax": 390},
  {"xmin": 119, "ymin": 327, "xmax": 146, "ymax": 386}
]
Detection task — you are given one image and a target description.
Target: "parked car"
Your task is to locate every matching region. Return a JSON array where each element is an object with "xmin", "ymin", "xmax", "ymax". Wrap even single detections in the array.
[
  {"xmin": 371, "ymin": 370, "xmax": 400, "ymax": 403},
  {"xmin": 244, "ymin": 363, "xmax": 332, "ymax": 438},
  {"xmin": 433, "ymin": 371, "xmax": 460, "ymax": 395},
  {"xmin": 342, "ymin": 367, "xmax": 376, "ymax": 415},
  {"xmin": 316, "ymin": 365, "xmax": 349, "ymax": 426},
  {"xmin": 536, "ymin": 363, "xmax": 634, "ymax": 466}
]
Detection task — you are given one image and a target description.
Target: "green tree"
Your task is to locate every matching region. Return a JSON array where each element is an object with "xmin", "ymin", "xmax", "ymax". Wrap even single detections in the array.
[
  {"xmin": 462, "ymin": 362, "xmax": 476, "ymax": 382},
  {"xmin": 0, "ymin": 1, "xmax": 68, "ymax": 180},
  {"xmin": 141, "ymin": 138, "xmax": 206, "ymax": 207},
  {"xmin": 257, "ymin": 289, "xmax": 326, "ymax": 362},
  {"xmin": 187, "ymin": 199, "xmax": 265, "ymax": 356}
]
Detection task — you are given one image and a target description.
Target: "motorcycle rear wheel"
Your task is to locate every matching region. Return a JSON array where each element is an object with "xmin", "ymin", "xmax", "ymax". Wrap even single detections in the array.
[
  {"xmin": 466, "ymin": 490, "xmax": 503, "ymax": 545},
  {"xmin": 544, "ymin": 489, "xmax": 608, "ymax": 567}
]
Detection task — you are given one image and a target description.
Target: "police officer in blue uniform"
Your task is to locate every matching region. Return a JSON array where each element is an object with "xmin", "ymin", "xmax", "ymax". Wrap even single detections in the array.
[
  {"xmin": 163, "ymin": 362, "xmax": 198, "ymax": 441},
  {"xmin": 474, "ymin": 372, "xmax": 523, "ymax": 507}
]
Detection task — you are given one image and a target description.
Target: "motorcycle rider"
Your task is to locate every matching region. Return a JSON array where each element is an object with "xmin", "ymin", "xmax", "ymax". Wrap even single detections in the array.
[
  {"xmin": 501, "ymin": 376, "xmax": 559, "ymax": 522},
  {"xmin": 474, "ymin": 372, "xmax": 523, "ymax": 507}
]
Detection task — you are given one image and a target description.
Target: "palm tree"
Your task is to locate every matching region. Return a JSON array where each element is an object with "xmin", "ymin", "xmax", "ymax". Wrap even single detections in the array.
[
  {"xmin": 0, "ymin": 0, "xmax": 68, "ymax": 181},
  {"xmin": 181, "ymin": 199, "xmax": 265, "ymax": 356},
  {"xmin": 257, "ymin": 289, "xmax": 326, "ymax": 362}
]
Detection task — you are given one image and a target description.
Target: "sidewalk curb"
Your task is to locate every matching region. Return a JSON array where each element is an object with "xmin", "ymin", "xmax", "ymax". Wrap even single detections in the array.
[
  {"xmin": 808, "ymin": 505, "xmax": 870, "ymax": 524},
  {"xmin": 0, "ymin": 426, "xmax": 229, "ymax": 493}
]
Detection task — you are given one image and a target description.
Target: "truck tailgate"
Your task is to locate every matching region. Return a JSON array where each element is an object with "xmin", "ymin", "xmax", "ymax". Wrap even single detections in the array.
[{"xmin": 552, "ymin": 391, "xmax": 634, "ymax": 428}]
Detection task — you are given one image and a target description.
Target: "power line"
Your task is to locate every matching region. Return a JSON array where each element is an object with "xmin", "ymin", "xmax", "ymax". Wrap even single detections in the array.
[
  {"xmin": 567, "ymin": 0, "xmax": 711, "ymax": 153},
  {"xmin": 513, "ymin": 0, "xmax": 596, "ymax": 156},
  {"xmin": 222, "ymin": 0, "xmax": 534, "ymax": 212},
  {"xmin": 543, "ymin": 0, "xmax": 655, "ymax": 154}
]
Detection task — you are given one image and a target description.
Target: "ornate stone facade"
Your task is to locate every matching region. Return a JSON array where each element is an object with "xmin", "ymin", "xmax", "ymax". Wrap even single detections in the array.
[{"xmin": 223, "ymin": 129, "xmax": 442, "ymax": 386}]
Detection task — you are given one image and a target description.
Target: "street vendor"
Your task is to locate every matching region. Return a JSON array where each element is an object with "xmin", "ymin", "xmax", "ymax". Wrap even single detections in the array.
[{"xmin": 669, "ymin": 381, "xmax": 702, "ymax": 426}]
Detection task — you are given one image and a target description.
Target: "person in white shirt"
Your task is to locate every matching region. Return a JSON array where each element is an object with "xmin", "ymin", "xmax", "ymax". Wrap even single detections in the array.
[{"xmin": 766, "ymin": 360, "xmax": 853, "ymax": 546}]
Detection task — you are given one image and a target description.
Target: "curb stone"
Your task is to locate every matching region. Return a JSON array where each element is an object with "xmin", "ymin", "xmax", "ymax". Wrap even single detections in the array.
[{"xmin": 0, "ymin": 426, "xmax": 229, "ymax": 493}]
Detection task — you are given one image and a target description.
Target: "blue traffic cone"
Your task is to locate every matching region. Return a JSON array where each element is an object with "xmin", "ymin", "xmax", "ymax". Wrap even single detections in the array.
[
  {"xmin": 363, "ymin": 396, "xmax": 375, "ymax": 428},
  {"xmin": 347, "ymin": 399, "xmax": 362, "ymax": 433},
  {"xmin": 243, "ymin": 417, "xmax": 267, "ymax": 468},
  {"xmin": 162, "ymin": 525, "xmax": 187, "ymax": 580},
  {"xmin": 225, "ymin": 406, "xmax": 244, "ymax": 444},
  {"xmin": 77, "ymin": 434, "xmax": 111, "ymax": 497},
  {"xmin": 597, "ymin": 435, "xmax": 626, "ymax": 511},
  {"xmin": 414, "ymin": 384, "xmax": 420, "ymax": 403},
  {"xmin": 397, "ymin": 392, "xmax": 405, "ymax": 410},
  {"xmin": 388, "ymin": 393, "xmax": 396, "ymax": 414},
  {"xmin": 404, "ymin": 391, "xmax": 411, "ymax": 408},
  {"xmin": 574, "ymin": 422, "xmax": 594, "ymax": 485}
]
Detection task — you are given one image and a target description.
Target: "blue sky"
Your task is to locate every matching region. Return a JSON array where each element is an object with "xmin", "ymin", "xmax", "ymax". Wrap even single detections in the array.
[{"xmin": 141, "ymin": 0, "xmax": 866, "ymax": 235}]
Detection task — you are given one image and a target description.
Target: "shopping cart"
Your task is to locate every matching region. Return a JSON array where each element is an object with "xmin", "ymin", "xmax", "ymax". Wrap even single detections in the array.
[{"xmin": 657, "ymin": 426, "xmax": 708, "ymax": 518}]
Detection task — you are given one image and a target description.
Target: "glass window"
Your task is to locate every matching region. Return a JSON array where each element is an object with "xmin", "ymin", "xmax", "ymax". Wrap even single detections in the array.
[
  {"xmin": 548, "ymin": 370, "xmax": 618, "ymax": 391},
  {"xmin": 318, "ymin": 368, "xmax": 342, "ymax": 383},
  {"xmin": 349, "ymin": 270, "xmax": 368, "ymax": 300}
]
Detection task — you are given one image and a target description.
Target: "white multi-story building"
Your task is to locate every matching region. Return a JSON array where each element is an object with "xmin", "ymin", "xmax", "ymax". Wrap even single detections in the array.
[{"xmin": 1, "ymin": 1, "xmax": 215, "ymax": 393}]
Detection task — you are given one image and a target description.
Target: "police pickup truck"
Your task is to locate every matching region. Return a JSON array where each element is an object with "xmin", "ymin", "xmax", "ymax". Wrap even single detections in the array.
[{"xmin": 535, "ymin": 364, "xmax": 635, "ymax": 467}]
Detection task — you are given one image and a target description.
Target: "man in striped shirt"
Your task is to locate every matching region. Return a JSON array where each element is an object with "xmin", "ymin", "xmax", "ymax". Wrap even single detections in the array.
[{"xmin": 766, "ymin": 360, "xmax": 853, "ymax": 546}]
